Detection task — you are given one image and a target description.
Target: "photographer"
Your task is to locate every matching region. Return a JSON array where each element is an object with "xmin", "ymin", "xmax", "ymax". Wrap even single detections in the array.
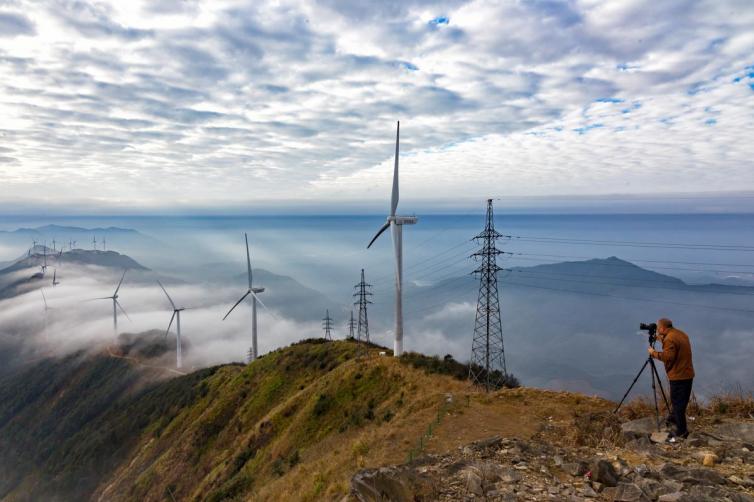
[{"xmin": 648, "ymin": 318, "xmax": 695, "ymax": 439}]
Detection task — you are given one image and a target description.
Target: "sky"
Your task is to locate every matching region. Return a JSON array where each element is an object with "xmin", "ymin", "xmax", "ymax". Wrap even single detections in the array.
[{"xmin": 1, "ymin": 0, "xmax": 753, "ymax": 212}]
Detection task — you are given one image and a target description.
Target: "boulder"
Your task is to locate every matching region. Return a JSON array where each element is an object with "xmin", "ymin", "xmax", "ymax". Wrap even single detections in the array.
[
  {"xmin": 612, "ymin": 482, "xmax": 651, "ymax": 502},
  {"xmin": 590, "ymin": 459, "xmax": 619, "ymax": 487},
  {"xmin": 657, "ymin": 493, "xmax": 684, "ymax": 502},
  {"xmin": 563, "ymin": 461, "xmax": 589, "ymax": 477},
  {"xmin": 650, "ymin": 431, "xmax": 669, "ymax": 444},
  {"xmin": 622, "ymin": 417, "xmax": 661, "ymax": 435},
  {"xmin": 659, "ymin": 463, "xmax": 727, "ymax": 486},
  {"xmin": 351, "ymin": 466, "xmax": 436, "ymax": 501},
  {"xmin": 713, "ymin": 422, "xmax": 754, "ymax": 443}
]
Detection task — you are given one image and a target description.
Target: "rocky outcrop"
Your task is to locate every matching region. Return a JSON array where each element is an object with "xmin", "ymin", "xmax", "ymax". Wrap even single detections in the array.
[{"xmin": 351, "ymin": 418, "xmax": 754, "ymax": 501}]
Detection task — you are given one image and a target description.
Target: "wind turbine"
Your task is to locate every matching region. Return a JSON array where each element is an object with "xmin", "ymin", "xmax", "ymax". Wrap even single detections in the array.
[
  {"xmin": 157, "ymin": 280, "xmax": 186, "ymax": 369},
  {"xmin": 52, "ymin": 269, "xmax": 60, "ymax": 287},
  {"xmin": 366, "ymin": 121, "xmax": 417, "ymax": 357},
  {"xmin": 223, "ymin": 233, "xmax": 267, "ymax": 361},
  {"xmin": 40, "ymin": 244, "xmax": 48, "ymax": 275},
  {"xmin": 94, "ymin": 269, "xmax": 129, "ymax": 333},
  {"xmin": 92, "ymin": 235, "xmax": 97, "ymax": 250},
  {"xmin": 102, "ymin": 237, "xmax": 106, "ymax": 250},
  {"xmin": 41, "ymin": 289, "xmax": 53, "ymax": 343}
]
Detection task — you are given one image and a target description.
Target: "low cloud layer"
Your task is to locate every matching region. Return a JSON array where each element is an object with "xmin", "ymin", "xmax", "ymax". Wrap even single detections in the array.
[
  {"xmin": 0, "ymin": 264, "xmax": 322, "ymax": 369},
  {"xmin": 0, "ymin": 1, "xmax": 752, "ymax": 210}
]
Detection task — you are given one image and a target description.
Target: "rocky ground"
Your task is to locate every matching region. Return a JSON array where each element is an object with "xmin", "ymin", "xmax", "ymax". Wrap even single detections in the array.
[{"xmin": 350, "ymin": 414, "xmax": 754, "ymax": 501}]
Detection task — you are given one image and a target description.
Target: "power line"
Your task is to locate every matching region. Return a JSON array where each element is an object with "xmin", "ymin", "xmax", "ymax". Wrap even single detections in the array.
[{"xmin": 508, "ymin": 235, "xmax": 754, "ymax": 252}]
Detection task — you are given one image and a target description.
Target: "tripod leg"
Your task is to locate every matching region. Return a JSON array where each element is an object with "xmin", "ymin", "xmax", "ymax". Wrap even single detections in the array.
[
  {"xmin": 650, "ymin": 362, "xmax": 660, "ymax": 430},
  {"xmin": 614, "ymin": 358, "xmax": 651, "ymax": 414},
  {"xmin": 650, "ymin": 359, "xmax": 671, "ymax": 413}
]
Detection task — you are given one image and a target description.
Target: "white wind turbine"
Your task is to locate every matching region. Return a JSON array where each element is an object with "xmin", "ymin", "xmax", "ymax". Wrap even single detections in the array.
[
  {"xmin": 367, "ymin": 121, "xmax": 417, "ymax": 357},
  {"xmin": 157, "ymin": 280, "xmax": 187, "ymax": 369},
  {"xmin": 223, "ymin": 233, "xmax": 267, "ymax": 361},
  {"xmin": 41, "ymin": 289, "xmax": 54, "ymax": 343},
  {"xmin": 93, "ymin": 269, "xmax": 130, "ymax": 333}
]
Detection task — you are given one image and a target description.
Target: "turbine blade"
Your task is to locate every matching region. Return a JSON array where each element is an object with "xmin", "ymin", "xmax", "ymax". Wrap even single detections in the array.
[
  {"xmin": 156, "ymin": 279, "xmax": 176, "ymax": 309},
  {"xmin": 391, "ymin": 121, "xmax": 400, "ymax": 216},
  {"xmin": 222, "ymin": 290, "xmax": 251, "ymax": 320},
  {"xmin": 115, "ymin": 300, "xmax": 131, "ymax": 322},
  {"xmin": 165, "ymin": 310, "xmax": 177, "ymax": 338},
  {"xmin": 113, "ymin": 269, "xmax": 127, "ymax": 296},
  {"xmin": 85, "ymin": 296, "xmax": 113, "ymax": 302},
  {"xmin": 245, "ymin": 233, "xmax": 253, "ymax": 289},
  {"xmin": 41, "ymin": 289, "xmax": 48, "ymax": 309},
  {"xmin": 367, "ymin": 221, "xmax": 391, "ymax": 249},
  {"xmin": 249, "ymin": 290, "xmax": 278, "ymax": 320}
]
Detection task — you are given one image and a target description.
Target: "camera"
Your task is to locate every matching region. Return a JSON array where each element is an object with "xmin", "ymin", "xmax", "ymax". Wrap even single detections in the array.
[{"xmin": 639, "ymin": 322, "xmax": 657, "ymax": 344}]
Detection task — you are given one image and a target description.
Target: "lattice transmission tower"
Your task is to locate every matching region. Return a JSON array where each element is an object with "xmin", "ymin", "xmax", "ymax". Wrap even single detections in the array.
[
  {"xmin": 353, "ymin": 269, "xmax": 372, "ymax": 344},
  {"xmin": 347, "ymin": 310, "xmax": 356, "ymax": 339},
  {"xmin": 322, "ymin": 309, "xmax": 333, "ymax": 340},
  {"xmin": 469, "ymin": 199, "xmax": 509, "ymax": 391}
]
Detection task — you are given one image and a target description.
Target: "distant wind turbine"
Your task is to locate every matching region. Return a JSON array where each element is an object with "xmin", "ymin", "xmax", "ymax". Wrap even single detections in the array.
[
  {"xmin": 366, "ymin": 121, "xmax": 417, "ymax": 357},
  {"xmin": 52, "ymin": 269, "xmax": 60, "ymax": 287},
  {"xmin": 223, "ymin": 233, "xmax": 267, "ymax": 361},
  {"xmin": 157, "ymin": 280, "xmax": 187, "ymax": 369},
  {"xmin": 103, "ymin": 237, "xmax": 106, "ymax": 250},
  {"xmin": 40, "ymin": 244, "xmax": 48, "ymax": 275},
  {"xmin": 41, "ymin": 289, "xmax": 53, "ymax": 343},
  {"xmin": 93, "ymin": 269, "xmax": 129, "ymax": 333},
  {"xmin": 92, "ymin": 235, "xmax": 97, "ymax": 250}
]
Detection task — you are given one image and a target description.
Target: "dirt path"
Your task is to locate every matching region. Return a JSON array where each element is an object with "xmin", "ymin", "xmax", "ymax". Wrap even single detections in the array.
[{"xmin": 106, "ymin": 346, "xmax": 187, "ymax": 376}]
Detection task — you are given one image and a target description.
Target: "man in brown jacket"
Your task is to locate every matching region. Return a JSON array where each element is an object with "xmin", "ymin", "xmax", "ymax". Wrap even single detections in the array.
[{"xmin": 648, "ymin": 318, "xmax": 694, "ymax": 438}]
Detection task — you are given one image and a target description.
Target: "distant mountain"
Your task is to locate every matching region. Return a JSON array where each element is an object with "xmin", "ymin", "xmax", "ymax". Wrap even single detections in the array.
[
  {"xmin": 0, "ymin": 224, "xmax": 140, "ymax": 236},
  {"xmin": 0, "ymin": 249, "xmax": 150, "ymax": 301},
  {"xmin": 396, "ymin": 256, "xmax": 754, "ymax": 399}
]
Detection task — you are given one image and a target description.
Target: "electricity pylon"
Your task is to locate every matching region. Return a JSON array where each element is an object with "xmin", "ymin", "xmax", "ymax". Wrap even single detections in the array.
[
  {"xmin": 469, "ymin": 199, "xmax": 509, "ymax": 391},
  {"xmin": 347, "ymin": 310, "xmax": 356, "ymax": 339},
  {"xmin": 353, "ymin": 269, "xmax": 372, "ymax": 344},
  {"xmin": 322, "ymin": 309, "xmax": 333, "ymax": 340}
]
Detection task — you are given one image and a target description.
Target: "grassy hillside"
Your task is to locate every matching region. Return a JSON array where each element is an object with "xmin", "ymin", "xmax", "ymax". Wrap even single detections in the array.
[{"xmin": 0, "ymin": 339, "xmax": 613, "ymax": 501}]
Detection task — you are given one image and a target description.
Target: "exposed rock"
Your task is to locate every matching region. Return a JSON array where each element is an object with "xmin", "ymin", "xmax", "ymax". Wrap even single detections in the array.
[
  {"xmin": 657, "ymin": 492, "xmax": 684, "ymax": 502},
  {"xmin": 713, "ymin": 423, "xmax": 754, "ymax": 443},
  {"xmin": 702, "ymin": 453, "xmax": 718, "ymax": 467},
  {"xmin": 622, "ymin": 417, "xmax": 660, "ymax": 435},
  {"xmin": 564, "ymin": 461, "xmax": 589, "ymax": 477},
  {"xmin": 351, "ymin": 465, "xmax": 436, "ymax": 501},
  {"xmin": 590, "ymin": 459, "xmax": 619, "ymax": 487},
  {"xmin": 650, "ymin": 431, "xmax": 670, "ymax": 444},
  {"xmin": 612, "ymin": 481, "xmax": 651, "ymax": 502}
]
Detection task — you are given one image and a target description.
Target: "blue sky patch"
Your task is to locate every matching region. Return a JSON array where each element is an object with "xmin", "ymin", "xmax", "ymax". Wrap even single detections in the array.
[
  {"xmin": 399, "ymin": 62, "xmax": 418, "ymax": 71},
  {"xmin": 429, "ymin": 16, "xmax": 449, "ymax": 26},
  {"xmin": 705, "ymin": 118, "xmax": 717, "ymax": 126},
  {"xmin": 573, "ymin": 123, "xmax": 603, "ymax": 135},
  {"xmin": 595, "ymin": 97, "xmax": 623, "ymax": 103}
]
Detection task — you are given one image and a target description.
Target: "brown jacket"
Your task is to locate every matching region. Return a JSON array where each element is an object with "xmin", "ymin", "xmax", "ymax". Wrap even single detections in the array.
[{"xmin": 653, "ymin": 328, "xmax": 695, "ymax": 380}]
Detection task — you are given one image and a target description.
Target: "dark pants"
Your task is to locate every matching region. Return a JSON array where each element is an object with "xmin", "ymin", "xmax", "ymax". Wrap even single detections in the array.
[{"xmin": 669, "ymin": 378, "xmax": 693, "ymax": 437}]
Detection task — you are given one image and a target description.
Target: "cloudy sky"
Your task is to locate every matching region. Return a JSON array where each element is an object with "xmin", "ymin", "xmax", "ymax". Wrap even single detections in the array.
[{"xmin": 1, "ymin": 0, "xmax": 753, "ymax": 211}]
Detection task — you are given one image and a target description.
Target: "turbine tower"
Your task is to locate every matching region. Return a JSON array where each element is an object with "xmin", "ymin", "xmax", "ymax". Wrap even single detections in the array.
[
  {"xmin": 158, "ymin": 280, "xmax": 186, "ymax": 369},
  {"xmin": 41, "ymin": 289, "xmax": 53, "ymax": 343},
  {"xmin": 52, "ymin": 269, "xmax": 60, "ymax": 287},
  {"xmin": 223, "ymin": 233, "xmax": 267, "ymax": 361},
  {"xmin": 366, "ymin": 121, "xmax": 417, "ymax": 357},
  {"xmin": 94, "ymin": 269, "xmax": 129, "ymax": 333},
  {"xmin": 40, "ymin": 244, "xmax": 48, "ymax": 275},
  {"xmin": 92, "ymin": 235, "xmax": 97, "ymax": 250}
]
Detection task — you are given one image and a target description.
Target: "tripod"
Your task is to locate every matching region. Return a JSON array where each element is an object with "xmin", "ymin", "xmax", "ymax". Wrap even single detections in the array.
[{"xmin": 614, "ymin": 347, "xmax": 671, "ymax": 431}]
